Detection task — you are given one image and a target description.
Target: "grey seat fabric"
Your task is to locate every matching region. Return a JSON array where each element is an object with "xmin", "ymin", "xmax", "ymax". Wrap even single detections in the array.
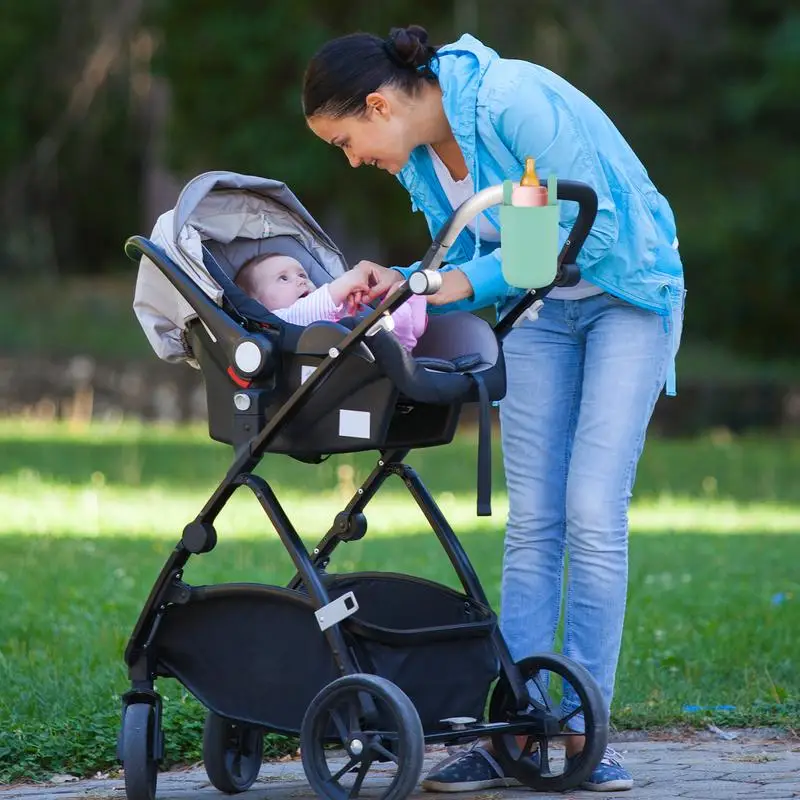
[
  {"xmin": 414, "ymin": 312, "xmax": 498, "ymax": 373},
  {"xmin": 203, "ymin": 235, "xmax": 335, "ymax": 288}
]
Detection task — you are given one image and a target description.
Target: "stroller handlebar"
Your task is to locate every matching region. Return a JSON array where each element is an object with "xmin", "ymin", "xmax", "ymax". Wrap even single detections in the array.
[
  {"xmin": 418, "ymin": 179, "xmax": 598, "ymax": 274},
  {"xmin": 414, "ymin": 179, "xmax": 599, "ymax": 341},
  {"xmin": 417, "ymin": 184, "xmax": 504, "ymax": 272}
]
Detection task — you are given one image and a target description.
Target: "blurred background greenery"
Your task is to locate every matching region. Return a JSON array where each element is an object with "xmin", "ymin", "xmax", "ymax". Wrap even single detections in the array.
[{"xmin": 0, "ymin": 0, "xmax": 797, "ymax": 362}]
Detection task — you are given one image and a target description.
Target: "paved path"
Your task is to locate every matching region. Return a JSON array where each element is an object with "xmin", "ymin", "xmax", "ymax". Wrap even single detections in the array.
[{"xmin": 2, "ymin": 730, "xmax": 799, "ymax": 800}]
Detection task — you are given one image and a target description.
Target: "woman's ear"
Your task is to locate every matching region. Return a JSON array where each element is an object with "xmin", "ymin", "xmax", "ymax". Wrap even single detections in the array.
[{"xmin": 365, "ymin": 91, "xmax": 391, "ymax": 119}]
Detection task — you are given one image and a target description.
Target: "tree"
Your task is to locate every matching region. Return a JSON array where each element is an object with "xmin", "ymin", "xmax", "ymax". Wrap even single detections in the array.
[{"xmin": 0, "ymin": 0, "xmax": 147, "ymax": 274}]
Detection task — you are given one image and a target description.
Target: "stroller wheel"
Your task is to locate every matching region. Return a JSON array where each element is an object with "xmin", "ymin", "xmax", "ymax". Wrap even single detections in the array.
[
  {"xmin": 121, "ymin": 703, "xmax": 158, "ymax": 800},
  {"xmin": 488, "ymin": 653, "xmax": 608, "ymax": 793},
  {"xmin": 300, "ymin": 673, "xmax": 424, "ymax": 800},
  {"xmin": 203, "ymin": 711, "xmax": 264, "ymax": 793}
]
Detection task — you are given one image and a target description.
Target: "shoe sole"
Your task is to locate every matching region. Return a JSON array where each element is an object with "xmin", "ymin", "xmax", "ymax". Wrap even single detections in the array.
[
  {"xmin": 581, "ymin": 778, "xmax": 634, "ymax": 792},
  {"xmin": 421, "ymin": 777, "xmax": 516, "ymax": 792}
]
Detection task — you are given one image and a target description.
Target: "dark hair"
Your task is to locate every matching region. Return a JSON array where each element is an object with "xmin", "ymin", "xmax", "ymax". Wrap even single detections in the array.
[{"xmin": 302, "ymin": 25, "xmax": 438, "ymax": 118}]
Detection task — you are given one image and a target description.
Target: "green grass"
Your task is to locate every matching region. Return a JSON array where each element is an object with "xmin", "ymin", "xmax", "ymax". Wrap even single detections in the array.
[{"xmin": 0, "ymin": 421, "xmax": 798, "ymax": 782}]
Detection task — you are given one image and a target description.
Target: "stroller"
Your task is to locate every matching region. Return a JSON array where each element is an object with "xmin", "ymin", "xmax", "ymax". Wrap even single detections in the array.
[{"xmin": 120, "ymin": 171, "xmax": 606, "ymax": 800}]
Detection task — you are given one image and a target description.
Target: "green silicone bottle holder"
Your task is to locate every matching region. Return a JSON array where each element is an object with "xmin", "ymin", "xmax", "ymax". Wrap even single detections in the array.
[{"xmin": 499, "ymin": 176, "xmax": 559, "ymax": 289}]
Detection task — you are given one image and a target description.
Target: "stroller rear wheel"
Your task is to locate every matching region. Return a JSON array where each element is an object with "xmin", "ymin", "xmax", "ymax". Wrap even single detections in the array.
[
  {"xmin": 121, "ymin": 703, "xmax": 158, "ymax": 800},
  {"xmin": 202, "ymin": 711, "xmax": 264, "ymax": 793},
  {"xmin": 488, "ymin": 653, "xmax": 608, "ymax": 793},
  {"xmin": 300, "ymin": 673, "xmax": 424, "ymax": 800}
]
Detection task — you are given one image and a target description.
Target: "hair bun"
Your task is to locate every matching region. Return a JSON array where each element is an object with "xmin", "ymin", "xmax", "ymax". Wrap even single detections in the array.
[{"xmin": 388, "ymin": 25, "xmax": 433, "ymax": 69}]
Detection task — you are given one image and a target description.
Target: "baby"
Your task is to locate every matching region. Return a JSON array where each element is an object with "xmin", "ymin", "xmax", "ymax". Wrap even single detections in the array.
[{"xmin": 234, "ymin": 254, "xmax": 426, "ymax": 351}]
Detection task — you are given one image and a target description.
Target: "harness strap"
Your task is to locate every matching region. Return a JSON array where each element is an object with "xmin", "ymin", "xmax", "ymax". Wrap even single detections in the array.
[{"xmin": 471, "ymin": 372, "xmax": 492, "ymax": 517}]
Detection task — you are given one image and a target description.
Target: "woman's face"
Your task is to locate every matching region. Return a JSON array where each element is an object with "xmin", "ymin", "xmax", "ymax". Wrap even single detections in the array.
[{"xmin": 307, "ymin": 90, "xmax": 414, "ymax": 176}]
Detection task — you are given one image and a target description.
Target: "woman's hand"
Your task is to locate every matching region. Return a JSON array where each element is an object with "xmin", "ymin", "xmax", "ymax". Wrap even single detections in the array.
[
  {"xmin": 426, "ymin": 269, "xmax": 474, "ymax": 306},
  {"xmin": 358, "ymin": 261, "xmax": 474, "ymax": 307},
  {"xmin": 357, "ymin": 261, "xmax": 403, "ymax": 302}
]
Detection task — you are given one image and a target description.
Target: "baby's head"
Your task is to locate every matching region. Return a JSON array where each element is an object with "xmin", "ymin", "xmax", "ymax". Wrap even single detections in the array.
[{"xmin": 235, "ymin": 254, "xmax": 314, "ymax": 310}]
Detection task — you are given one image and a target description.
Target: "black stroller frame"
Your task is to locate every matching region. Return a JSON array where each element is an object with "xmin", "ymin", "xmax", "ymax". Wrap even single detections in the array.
[{"xmin": 119, "ymin": 180, "xmax": 608, "ymax": 800}]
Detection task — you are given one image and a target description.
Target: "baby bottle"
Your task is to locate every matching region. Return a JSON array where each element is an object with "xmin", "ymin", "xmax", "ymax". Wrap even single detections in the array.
[{"xmin": 512, "ymin": 157, "xmax": 548, "ymax": 207}]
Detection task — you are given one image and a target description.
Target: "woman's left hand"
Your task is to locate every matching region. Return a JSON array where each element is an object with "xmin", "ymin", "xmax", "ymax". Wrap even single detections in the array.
[
  {"xmin": 359, "ymin": 261, "xmax": 474, "ymax": 306},
  {"xmin": 427, "ymin": 269, "xmax": 474, "ymax": 306},
  {"xmin": 358, "ymin": 261, "xmax": 403, "ymax": 302}
]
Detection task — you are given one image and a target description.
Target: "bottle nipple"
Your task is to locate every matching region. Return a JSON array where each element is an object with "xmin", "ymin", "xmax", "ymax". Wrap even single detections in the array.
[
  {"xmin": 511, "ymin": 156, "xmax": 547, "ymax": 207},
  {"xmin": 520, "ymin": 157, "xmax": 540, "ymax": 187}
]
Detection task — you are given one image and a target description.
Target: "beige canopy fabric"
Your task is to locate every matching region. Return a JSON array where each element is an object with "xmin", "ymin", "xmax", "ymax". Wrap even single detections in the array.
[{"xmin": 133, "ymin": 171, "xmax": 347, "ymax": 363}]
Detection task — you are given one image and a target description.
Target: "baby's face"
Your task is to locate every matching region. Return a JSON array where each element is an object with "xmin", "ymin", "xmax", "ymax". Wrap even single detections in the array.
[{"xmin": 248, "ymin": 256, "xmax": 314, "ymax": 310}]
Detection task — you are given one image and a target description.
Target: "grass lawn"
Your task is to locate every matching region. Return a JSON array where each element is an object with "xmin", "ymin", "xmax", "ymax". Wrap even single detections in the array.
[{"xmin": 0, "ymin": 420, "xmax": 798, "ymax": 782}]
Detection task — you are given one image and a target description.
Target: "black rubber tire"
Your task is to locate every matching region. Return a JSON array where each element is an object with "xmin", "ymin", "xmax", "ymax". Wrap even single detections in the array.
[
  {"xmin": 300, "ymin": 674, "xmax": 424, "ymax": 800},
  {"xmin": 122, "ymin": 703, "xmax": 158, "ymax": 800},
  {"xmin": 203, "ymin": 711, "xmax": 264, "ymax": 794},
  {"xmin": 489, "ymin": 653, "xmax": 608, "ymax": 792}
]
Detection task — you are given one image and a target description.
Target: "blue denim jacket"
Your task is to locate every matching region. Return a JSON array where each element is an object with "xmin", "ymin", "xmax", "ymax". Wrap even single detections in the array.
[{"xmin": 394, "ymin": 35, "xmax": 684, "ymax": 393}]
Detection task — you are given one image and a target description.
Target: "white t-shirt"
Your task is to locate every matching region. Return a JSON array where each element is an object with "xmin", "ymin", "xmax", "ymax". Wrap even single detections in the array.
[
  {"xmin": 427, "ymin": 146, "xmax": 602, "ymax": 301},
  {"xmin": 427, "ymin": 146, "xmax": 500, "ymax": 243}
]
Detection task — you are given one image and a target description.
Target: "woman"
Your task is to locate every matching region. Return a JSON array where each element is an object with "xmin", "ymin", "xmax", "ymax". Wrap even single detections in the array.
[{"xmin": 303, "ymin": 25, "xmax": 684, "ymax": 793}]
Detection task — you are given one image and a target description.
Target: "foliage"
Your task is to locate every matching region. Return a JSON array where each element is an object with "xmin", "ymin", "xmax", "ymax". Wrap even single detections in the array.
[
  {"xmin": 0, "ymin": 1, "xmax": 144, "ymax": 274},
  {"xmin": 0, "ymin": 1, "xmax": 797, "ymax": 354},
  {"xmin": 151, "ymin": 0, "xmax": 454, "ymax": 267},
  {"xmin": 563, "ymin": 2, "xmax": 800, "ymax": 355}
]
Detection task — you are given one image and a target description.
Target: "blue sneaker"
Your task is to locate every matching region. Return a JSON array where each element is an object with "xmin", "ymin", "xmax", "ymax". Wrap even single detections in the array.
[
  {"xmin": 421, "ymin": 744, "xmax": 520, "ymax": 792},
  {"xmin": 569, "ymin": 746, "xmax": 633, "ymax": 792}
]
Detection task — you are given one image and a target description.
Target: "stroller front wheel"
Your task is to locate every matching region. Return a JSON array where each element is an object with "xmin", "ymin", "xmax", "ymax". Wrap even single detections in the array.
[
  {"xmin": 121, "ymin": 702, "xmax": 158, "ymax": 800},
  {"xmin": 300, "ymin": 673, "xmax": 424, "ymax": 800},
  {"xmin": 202, "ymin": 711, "xmax": 264, "ymax": 793}
]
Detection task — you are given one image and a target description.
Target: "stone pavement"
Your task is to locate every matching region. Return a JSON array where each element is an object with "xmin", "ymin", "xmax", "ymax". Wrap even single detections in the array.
[{"xmin": 2, "ymin": 730, "xmax": 799, "ymax": 800}]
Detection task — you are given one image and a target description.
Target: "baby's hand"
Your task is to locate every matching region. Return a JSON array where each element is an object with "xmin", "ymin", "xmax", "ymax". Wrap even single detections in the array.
[
  {"xmin": 340, "ymin": 271, "xmax": 370, "ymax": 313},
  {"xmin": 329, "ymin": 268, "xmax": 369, "ymax": 307},
  {"xmin": 344, "ymin": 291, "xmax": 363, "ymax": 316},
  {"xmin": 345, "ymin": 282, "xmax": 370, "ymax": 314}
]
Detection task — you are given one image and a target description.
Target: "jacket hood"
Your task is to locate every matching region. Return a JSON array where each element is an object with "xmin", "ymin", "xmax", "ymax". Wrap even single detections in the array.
[
  {"xmin": 399, "ymin": 35, "xmax": 499, "ymax": 191},
  {"xmin": 432, "ymin": 34, "xmax": 499, "ymax": 149},
  {"xmin": 396, "ymin": 35, "xmax": 501, "ymax": 260}
]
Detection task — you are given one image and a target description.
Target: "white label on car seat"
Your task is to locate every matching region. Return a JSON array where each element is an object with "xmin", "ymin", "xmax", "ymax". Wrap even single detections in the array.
[
  {"xmin": 339, "ymin": 409, "xmax": 370, "ymax": 439},
  {"xmin": 301, "ymin": 365, "xmax": 315, "ymax": 384}
]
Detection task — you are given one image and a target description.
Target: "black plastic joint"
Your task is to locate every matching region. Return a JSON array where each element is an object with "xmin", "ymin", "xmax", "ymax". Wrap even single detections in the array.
[
  {"xmin": 556, "ymin": 263, "xmax": 581, "ymax": 287},
  {"xmin": 333, "ymin": 512, "xmax": 368, "ymax": 542},
  {"xmin": 182, "ymin": 521, "xmax": 218, "ymax": 554}
]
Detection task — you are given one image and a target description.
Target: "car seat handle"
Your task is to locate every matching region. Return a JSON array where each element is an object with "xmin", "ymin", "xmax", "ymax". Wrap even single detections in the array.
[{"xmin": 126, "ymin": 235, "xmax": 275, "ymax": 380}]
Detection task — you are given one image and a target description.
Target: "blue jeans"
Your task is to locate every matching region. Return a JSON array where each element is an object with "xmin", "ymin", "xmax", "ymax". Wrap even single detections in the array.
[{"xmin": 498, "ymin": 292, "xmax": 673, "ymax": 730}]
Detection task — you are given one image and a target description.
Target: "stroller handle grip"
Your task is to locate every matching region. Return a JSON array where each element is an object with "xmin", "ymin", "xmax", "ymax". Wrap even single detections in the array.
[
  {"xmin": 493, "ymin": 181, "xmax": 599, "ymax": 338},
  {"xmin": 554, "ymin": 180, "xmax": 598, "ymax": 267}
]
